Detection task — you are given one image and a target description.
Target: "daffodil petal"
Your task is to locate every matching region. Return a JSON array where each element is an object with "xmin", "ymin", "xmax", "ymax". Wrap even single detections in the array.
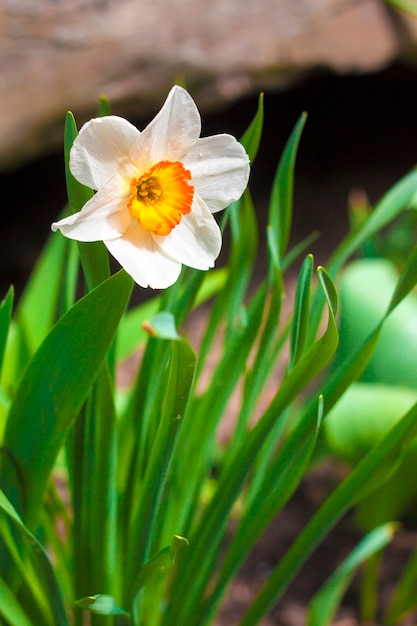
[
  {"xmin": 153, "ymin": 194, "xmax": 221, "ymax": 270},
  {"xmin": 105, "ymin": 220, "xmax": 182, "ymax": 289},
  {"xmin": 183, "ymin": 134, "xmax": 250, "ymax": 213},
  {"xmin": 130, "ymin": 86, "xmax": 201, "ymax": 171},
  {"xmin": 70, "ymin": 116, "xmax": 140, "ymax": 190},
  {"xmin": 52, "ymin": 179, "xmax": 130, "ymax": 241}
]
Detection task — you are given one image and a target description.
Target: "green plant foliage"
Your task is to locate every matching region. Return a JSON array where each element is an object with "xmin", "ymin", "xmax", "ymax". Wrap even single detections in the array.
[
  {"xmin": 0, "ymin": 270, "xmax": 133, "ymax": 526},
  {"xmin": 2, "ymin": 92, "xmax": 417, "ymax": 626},
  {"xmin": 0, "ymin": 489, "xmax": 69, "ymax": 626}
]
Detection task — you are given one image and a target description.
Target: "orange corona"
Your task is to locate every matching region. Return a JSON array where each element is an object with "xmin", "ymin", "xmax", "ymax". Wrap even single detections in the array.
[{"xmin": 128, "ymin": 160, "xmax": 194, "ymax": 236}]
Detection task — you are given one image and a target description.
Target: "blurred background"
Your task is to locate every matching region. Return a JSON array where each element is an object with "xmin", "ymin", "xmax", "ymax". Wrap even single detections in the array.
[{"xmin": 1, "ymin": 0, "xmax": 417, "ymax": 296}]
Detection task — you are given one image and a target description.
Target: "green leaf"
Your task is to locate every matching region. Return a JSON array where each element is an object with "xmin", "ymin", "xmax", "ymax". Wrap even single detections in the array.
[
  {"xmin": 202, "ymin": 396, "xmax": 323, "ymax": 626},
  {"xmin": 64, "ymin": 111, "xmax": 109, "ymax": 290},
  {"xmin": 241, "ymin": 399, "xmax": 417, "ymax": 626},
  {"xmin": 126, "ymin": 325, "xmax": 195, "ymax": 588},
  {"xmin": 16, "ymin": 233, "xmax": 73, "ymax": 356},
  {"xmin": 142, "ymin": 311, "xmax": 179, "ymax": 340},
  {"xmin": 69, "ymin": 364, "xmax": 118, "ymax": 607},
  {"xmin": 307, "ymin": 523, "xmax": 396, "ymax": 626},
  {"xmin": 131, "ymin": 535, "xmax": 189, "ymax": 596},
  {"xmin": 195, "ymin": 191, "xmax": 257, "ymax": 382},
  {"xmin": 269, "ymin": 112, "xmax": 307, "ymax": 261},
  {"xmin": 387, "ymin": 242, "xmax": 417, "ymax": 313},
  {"xmin": 0, "ymin": 287, "xmax": 13, "ymax": 377},
  {"xmin": 165, "ymin": 269, "xmax": 339, "ymax": 626},
  {"xmin": 328, "ymin": 169, "xmax": 417, "ymax": 278},
  {"xmin": 307, "ymin": 168, "xmax": 417, "ymax": 345},
  {"xmin": 0, "ymin": 270, "xmax": 133, "ymax": 526},
  {"xmin": 75, "ymin": 595, "xmax": 130, "ymax": 617},
  {"xmin": 97, "ymin": 94, "xmax": 111, "ymax": 116},
  {"xmin": 384, "ymin": 0, "xmax": 417, "ymax": 16},
  {"xmin": 0, "ymin": 577, "xmax": 34, "ymax": 626},
  {"xmin": 64, "ymin": 112, "xmax": 94, "ymax": 216},
  {"xmin": 131, "ymin": 535, "xmax": 189, "ymax": 626},
  {"xmin": 289, "ymin": 254, "xmax": 313, "ymax": 370},
  {"xmin": 117, "ymin": 298, "xmax": 161, "ymax": 362},
  {"xmin": 0, "ymin": 489, "xmax": 69, "ymax": 626},
  {"xmin": 385, "ymin": 540, "xmax": 417, "ymax": 623},
  {"xmin": 240, "ymin": 93, "xmax": 264, "ymax": 163}
]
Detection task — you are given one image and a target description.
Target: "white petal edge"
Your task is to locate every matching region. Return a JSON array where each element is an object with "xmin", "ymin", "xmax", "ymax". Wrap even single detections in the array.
[
  {"xmin": 129, "ymin": 86, "xmax": 201, "ymax": 171},
  {"xmin": 70, "ymin": 116, "xmax": 140, "ymax": 190},
  {"xmin": 153, "ymin": 193, "xmax": 222, "ymax": 270},
  {"xmin": 183, "ymin": 134, "xmax": 250, "ymax": 213},
  {"xmin": 52, "ymin": 178, "xmax": 130, "ymax": 241},
  {"xmin": 105, "ymin": 219, "xmax": 182, "ymax": 289}
]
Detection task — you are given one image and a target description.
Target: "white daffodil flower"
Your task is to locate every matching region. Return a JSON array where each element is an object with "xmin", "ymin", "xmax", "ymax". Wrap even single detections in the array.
[{"xmin": 52, "ymin": 85, "xmax": 250, "ymax": 289}]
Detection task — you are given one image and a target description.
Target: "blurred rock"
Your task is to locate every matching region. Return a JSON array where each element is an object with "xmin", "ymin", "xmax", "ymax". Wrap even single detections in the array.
[{"xmin": 0, "ymin": 0, "xmax": 416, "ymax": 169}]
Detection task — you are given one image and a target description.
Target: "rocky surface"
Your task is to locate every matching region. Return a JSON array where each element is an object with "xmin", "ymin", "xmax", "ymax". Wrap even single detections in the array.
[{"xmin": 1, "ymin": 0, "xmax": 417, "ymax": 169}]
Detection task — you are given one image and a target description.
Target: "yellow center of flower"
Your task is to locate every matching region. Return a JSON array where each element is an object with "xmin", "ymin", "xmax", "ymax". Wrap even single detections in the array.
[{"xmin": 127, "ymin": 160, "xmax": 194, "ymax": 236}]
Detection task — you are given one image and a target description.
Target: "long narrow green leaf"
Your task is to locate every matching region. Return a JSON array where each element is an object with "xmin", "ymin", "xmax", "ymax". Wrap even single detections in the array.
[
  {"xmin": 0, "ymin": 270, "xmax": 133, "ymax": 526},
  {"xmin": 307, "ymin": 523, "xmax": 396, "ymax": 626},
  {"xmin": 387, "ymin": 242, "xmax": 417, "ymax": 313},
  {"xmin": 0, "ymin": 287, "xmax": 13, "ymax": 377},
  {"xmin": 0, "ymin": 489, "xmax": 70, "ymax": 626},
  {"xmin": 241, "ymin": 396, "xmax": 417, "ymax": 625},
  {"xmin": 242, "ymin": 240, "xmax": 417, "ymax": 626},
  {"xmin": 165, "ymin": 268, "xmax": 338, "ymax": 626},
  {"xmin": 307, "ymin": 168, "xmax": 417, "ymax": 344},
  {"xmin": 162, "ymin": 284, "xmax": 268, "ymax": 544},
  {"xmin": 240, "ymin": 93, "xmax": 264, "ymax": 163},
  {"xmin": 289, "ymin": 254, "xmax": 313, "ymax": 369},
  {"xmin": 384, "ymin": 539, "xmax": 417, "ymax": 623},
  {"xmin": 328, "ymin": 169, "xmax": 417, "ymax": 278},
  {"xmin": 195, "ymin": 190, "xmax": 258, "ymax": 382},
  {"xmin": 70, "ymin": 364, "xmax": 118, "ymax": 618},
  {"xmin": 269, "ymin": 112, "xmax": 307, "ymax": 261},
  {"xmin": 16, "ymin": 233, "xmax": 71, "ymax": 356},
  {"xmin": 64, "ymin": 111, "xmax": 109, "ymax": 290},
  {"xmin": 203, "ymin": 397, "xmax": 323, "ymax": 626},
  {"xmin": 125, "ymin": 319, "xmax": 195, "ymax": 598},
  {"xmin": 0, "ymin": 577, "xmax": 34, "ymax": 626},
  {"xmin": 230, "ymin": 265, "xmax": 284, "ymax": 448}
]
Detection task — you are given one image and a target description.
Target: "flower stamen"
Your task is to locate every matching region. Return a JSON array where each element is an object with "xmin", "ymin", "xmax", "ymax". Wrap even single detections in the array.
[{"xmin": 128, "ymin": 160, "xmax": 194, "ymax": 236}]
